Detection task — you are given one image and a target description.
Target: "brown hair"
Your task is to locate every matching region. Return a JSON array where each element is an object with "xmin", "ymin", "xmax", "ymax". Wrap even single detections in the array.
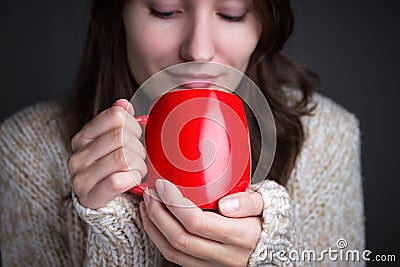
[{"xmin": 65, "ymin": 0, "xmax": 318, "ymax": 186}]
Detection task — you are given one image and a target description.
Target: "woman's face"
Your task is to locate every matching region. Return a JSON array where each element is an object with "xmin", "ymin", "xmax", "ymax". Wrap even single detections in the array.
[{"xmin": 123, "ymin": 0, "xmax": 261, "ymax": 85}]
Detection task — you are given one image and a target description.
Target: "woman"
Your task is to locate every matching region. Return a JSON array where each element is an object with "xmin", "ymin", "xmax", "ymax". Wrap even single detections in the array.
[{"xmin": 0, "ymin": 0, "xmax": 365, "ymax": 266}]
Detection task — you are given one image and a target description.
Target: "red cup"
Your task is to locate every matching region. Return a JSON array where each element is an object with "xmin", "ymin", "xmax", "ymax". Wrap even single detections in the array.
[{"xmin": 128, "ymin": 89, "xmax": 251, "ymax": 210}]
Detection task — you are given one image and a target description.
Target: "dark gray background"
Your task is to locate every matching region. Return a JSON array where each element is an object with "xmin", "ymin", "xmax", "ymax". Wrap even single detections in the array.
[{"xmin": 1, "ymin": 0, "xmax": 399, "ymax": 265}]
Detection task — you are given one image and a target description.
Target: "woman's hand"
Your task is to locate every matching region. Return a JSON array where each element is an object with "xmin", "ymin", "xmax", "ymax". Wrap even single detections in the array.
[
  {"xmin": 140, "ymin": 179, "xmax": 263, "ymax": 267},
  {"xmin": 67, "ymin": 99, "xmax": 147, "ymax": 209}
]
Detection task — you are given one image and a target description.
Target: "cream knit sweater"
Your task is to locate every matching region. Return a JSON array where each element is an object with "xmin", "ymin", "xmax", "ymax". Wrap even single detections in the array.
[{"xmin": 0, "ymin": 93, "xmax": 365, "ymax": 266}]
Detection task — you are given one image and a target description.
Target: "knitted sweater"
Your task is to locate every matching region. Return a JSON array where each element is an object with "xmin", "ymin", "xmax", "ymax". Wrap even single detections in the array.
[{"xmin": 0, "ymin": 93, "xmax": 365, "ymax": 266}]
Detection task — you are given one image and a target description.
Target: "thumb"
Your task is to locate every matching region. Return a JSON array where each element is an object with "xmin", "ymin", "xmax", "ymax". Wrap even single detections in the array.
[
  {"xmin": 218, "ymin": 191, "xmax": 263, "ymax": 218},
  {"xmin": 113, "ymin": 99, "xmax": 135, "ymax": 117}
]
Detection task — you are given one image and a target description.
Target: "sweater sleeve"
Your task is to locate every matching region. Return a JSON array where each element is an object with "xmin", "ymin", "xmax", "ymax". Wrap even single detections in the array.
[
  {"xmin": 247, "ymin": 95, "xmax": 365, "ymax": 266},
  {"xmin": 247, "ymin": 180, "xmax": 301, "ymax": 266},
  {"xmin": 0, "ymin": 103, "xmax": 85, "ymax": 267},
  {"xmin": 72, "ymin": 190, "xmax": 162, "ymax": 266}
]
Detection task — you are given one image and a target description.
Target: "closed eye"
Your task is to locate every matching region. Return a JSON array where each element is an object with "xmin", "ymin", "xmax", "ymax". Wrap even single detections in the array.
[
  {"xmin": 149, "ymin": 8, "xmax": 179, "ymax": 19},
  {"xmin": 218, "ymin": 13, "xmax": 246, "ymax": 23}
]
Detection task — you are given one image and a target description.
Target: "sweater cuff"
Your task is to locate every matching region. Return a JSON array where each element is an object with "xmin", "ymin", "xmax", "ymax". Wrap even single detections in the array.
[
  {"xmin": 71, "ymin": 189, "xmax": 156, "ymax": 266},
  {"xmin": 247, "ymin": 180, "xmax": 295, "ymax": 266},
  {"xmin": 72, "ymin": 189, "xmax": 141, "ymax": 230}
]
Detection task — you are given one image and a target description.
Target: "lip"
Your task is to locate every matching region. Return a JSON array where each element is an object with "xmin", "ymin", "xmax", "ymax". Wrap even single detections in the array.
[
  {"xmin": 168, "ymin": 72, "xmax": 222, "ymax": 82},
  {"xmin": 179, "ymin": 81, "xmax": 213, "ymax": 89},
  {"xmin": 165, "ymin": 70, "xmax": 224, "ymax": 88},
  {"xmin": 173, "ymin": 73, "xmax": 221, "ymax": 79}
]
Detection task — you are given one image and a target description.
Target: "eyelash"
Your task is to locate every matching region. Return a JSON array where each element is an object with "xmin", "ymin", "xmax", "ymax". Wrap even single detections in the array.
[
  {"xmin": 149, "ymin": 8, "xmax": 246, "ymax": 23},
  {"xmin": 218, "ymin": 13, "xmax": 246, "ymax": 23},
  {"xmin": 149, "ymin": 8, "xmax": 179, "ymax": 19}
]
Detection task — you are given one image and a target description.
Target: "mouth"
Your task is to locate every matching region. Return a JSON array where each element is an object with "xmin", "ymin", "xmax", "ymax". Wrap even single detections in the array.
[
  {"xmin": 179, "ymin": 81, "xmax": 213, "ymax": 89},
  {"xmin": 165, "ymin": 70, "xmax": 224, "ymax": 89}
]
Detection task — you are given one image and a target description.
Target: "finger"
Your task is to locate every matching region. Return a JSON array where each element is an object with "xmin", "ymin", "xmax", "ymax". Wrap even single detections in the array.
[
  {"xmin": 140, "ymin": 201, "xmax": 209, "ymax": 267},
  {"xmin": 72, "ymin": 148, "xmax": 147, "ymax": 197},
  {"xmin": 71, "ymin": 105, "xmax": 142, "ymax": 152},
  {"xmin": 155, "ymin": 179, "xmax": 261, "ymax": 247},
  {"xmin": 113, "ymin": 99, "xmax": 135, "ymax": 117},
  {"xmin": 144, "ymin": 192, "xmax": 228, "ymax": 263},
  {"xmin": 79, "ymin": 170, "xmax": 141, "ymax": 209},
  {"xmin": 218, "ymin": 191, "xmax": 263, "ymax": 218},
  {"xmin": 68, "ymin": 127, "xmax": 146, "ymax": 175}
]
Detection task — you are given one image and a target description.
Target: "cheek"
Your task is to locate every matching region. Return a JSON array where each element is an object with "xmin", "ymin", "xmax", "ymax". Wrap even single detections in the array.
[
  {"xmin": 227, "ymin": 36, "xmax": 258, "ymax": 65},
  {"xmin": 124, "ymin": 8, "xmax": 181, "ymax": 83},
  {"xmin": 126, "ymin": 32, "xmax": 152, "ymax": 62},
  {"xmin": 218, "ymin": 25, "xmax": 260, "ymax": 72},
  {"xmin": 125, "ymin": 25, "xmax": 167, "ymax": 82}
]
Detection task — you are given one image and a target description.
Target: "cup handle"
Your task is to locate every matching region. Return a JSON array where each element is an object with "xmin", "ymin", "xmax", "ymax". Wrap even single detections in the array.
[{"xmin": 128, "ymin": 115, "xmax": 148, "ymax": 197}]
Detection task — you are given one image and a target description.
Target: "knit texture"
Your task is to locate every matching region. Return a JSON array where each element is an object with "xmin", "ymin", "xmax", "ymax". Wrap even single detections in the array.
[{"xmin": 0, "ymin": 93, "xmax": 365, "ymax": 266}]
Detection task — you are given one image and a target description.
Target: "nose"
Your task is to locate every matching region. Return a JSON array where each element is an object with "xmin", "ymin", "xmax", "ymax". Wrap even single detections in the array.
[{"xmin": 179, "ymin": 16, "xmax": 216, "ymax": 62}]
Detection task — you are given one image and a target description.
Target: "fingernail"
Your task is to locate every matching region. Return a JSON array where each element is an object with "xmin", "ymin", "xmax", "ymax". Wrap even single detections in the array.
[
  {"xmin": 219, "ymin": 196, "xmax": 239, "ymax": 214},
  {"xmin": 139, "ymin": 202, "xmax": 146, "ymax": 216},
  {"xmin": 155, "ymin": 179, "xmax": 164, "ymax": 196},
  {"xmin": 143, "ymin": 192, "xmax": 150, "ymax": 205},
  {"xmin": 112, "ymin": 99, "xmax": 135, "ymax": 116},
  {"xmin": 112, "ymin": 99, "xmax": 125, "ymax": 106}
]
